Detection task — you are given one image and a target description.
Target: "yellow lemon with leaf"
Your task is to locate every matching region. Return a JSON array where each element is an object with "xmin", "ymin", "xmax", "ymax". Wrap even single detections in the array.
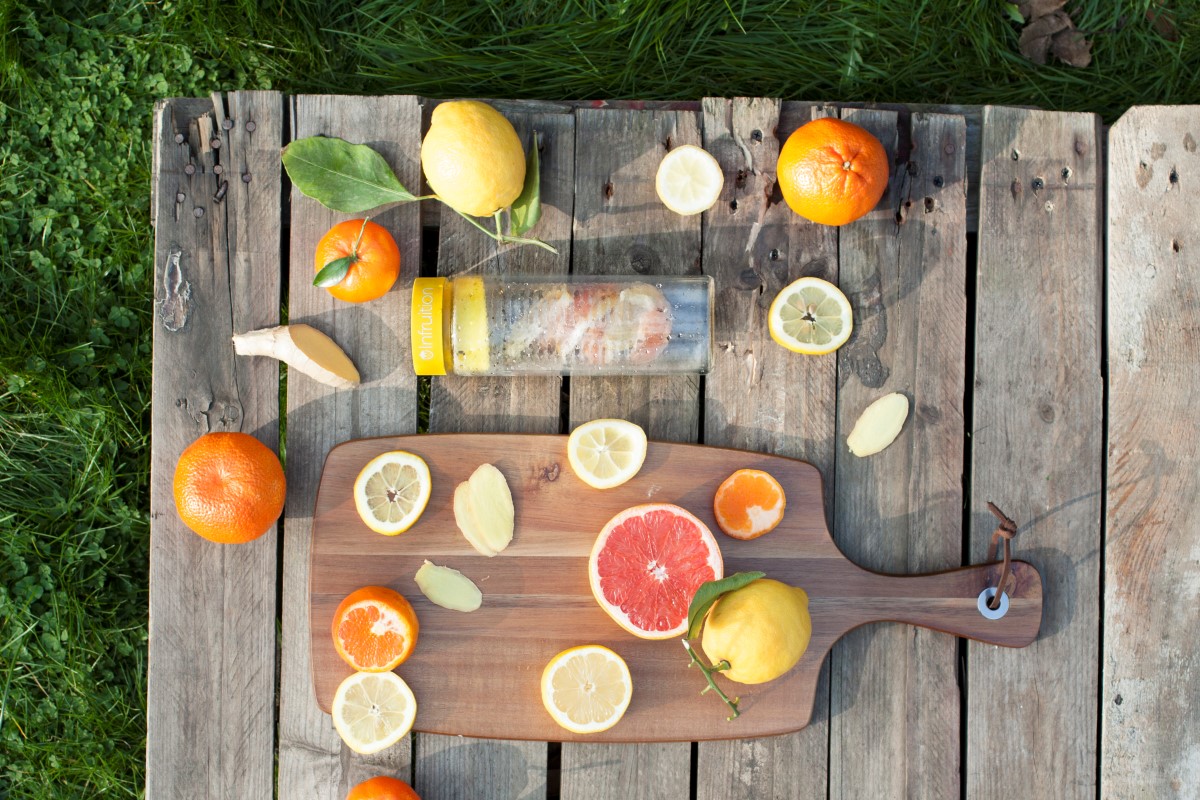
[
  {"xmin": 421, "ymin": 100, "xmax": 526, "ymax": 217},
  {"xmin": 701, "ymin": 578, "xmax": 811, "ymax": 684}
]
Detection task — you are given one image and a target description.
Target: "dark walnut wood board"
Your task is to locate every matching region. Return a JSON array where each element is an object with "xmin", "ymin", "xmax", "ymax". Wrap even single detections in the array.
[{"xmin": 310, "ymin": 433, "xmax": 1042, "ymax": 742}]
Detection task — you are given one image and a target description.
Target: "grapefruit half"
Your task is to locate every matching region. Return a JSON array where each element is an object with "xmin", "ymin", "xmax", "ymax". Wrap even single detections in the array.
[{"xmin": 588, "ymin": 503, "xmax": 724, "ymax": 639}]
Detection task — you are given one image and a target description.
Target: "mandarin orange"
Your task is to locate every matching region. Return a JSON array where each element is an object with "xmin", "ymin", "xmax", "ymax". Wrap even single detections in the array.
[
  {"xmin": 314, "ymin": 219, "xmax": 401, "ymax": 303},
  {"xmin": 172, "ymin": 432, "xmax": 285, "ymax": 544},
  {"xmin": 346, "ymin": 775, "xmax": 420, "ymax": 800},
  {"xmin": 776, "ymin": 117, "xmax": 889, "ymax": 226},
  {"xmin": 332, "ymin": 586, "xmax": 419, "ymax": 672},
  {"xmin": 713, "ymin": 468, "xmax": 786, "ymax": 540}
]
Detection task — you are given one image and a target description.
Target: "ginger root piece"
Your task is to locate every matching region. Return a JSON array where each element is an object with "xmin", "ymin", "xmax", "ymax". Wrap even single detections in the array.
[
  {"xmin": 415, "ymin": 560, "xmax": 483, "ymax": 612},
  {"xmin": 232, "ymin": 324, "xmax": 360, "ymax": 388},
  {"xmin": 847, "ymin": 393, "xmax": 910, "ymax": 457},
  {"xmin": 453, "ymin": 463, "xmax": 514, "ymax": 557}
]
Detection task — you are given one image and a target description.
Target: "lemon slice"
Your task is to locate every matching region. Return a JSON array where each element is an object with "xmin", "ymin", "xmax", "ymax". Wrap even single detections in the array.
[
  {"xmin": 354, "ymin": 450, "xmax": 432, "ymax": 535},
  {"xmin": 331, "ymin": 670, "xmax": 417, "ymax": 754},
  {"xmin": 540, "ymin": 645, "xmax": 633, "ymax": 734},
  {"xmin": 655, "ymin": 144, "xmax": 724, "ymax": 216},
  {"xmin": 566, "ymin": 419, "xmax": 648, "ymax": 490},
  {"xmin": 768, "ymin": 276, "xmax": 854, "ymax": 355},
  {"xmin": 451, "ymin": 275, "xmax": 490, "ymax": 374}
]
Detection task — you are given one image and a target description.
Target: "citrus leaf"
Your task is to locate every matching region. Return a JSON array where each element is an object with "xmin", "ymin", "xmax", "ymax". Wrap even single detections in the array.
[
  {"xmin": 282, "ymin": 136, "xmax": 415, "ymax": 213},
  {"xmin": 686, "ymin": 571, "xmax": 765, "ymax": 640},
  {"xmin": 313, "ymin": 254, "xmax": 354, "ymax": 288},
  {"xmin": 510, "ymin": 131, "xmax": 542, "ymax": 236}
]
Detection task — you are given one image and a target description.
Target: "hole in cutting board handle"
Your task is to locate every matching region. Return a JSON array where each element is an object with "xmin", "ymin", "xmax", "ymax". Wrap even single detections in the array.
[{"xmin": 977, "ymin": 588, "xmax": 1009, "ymax": 620}]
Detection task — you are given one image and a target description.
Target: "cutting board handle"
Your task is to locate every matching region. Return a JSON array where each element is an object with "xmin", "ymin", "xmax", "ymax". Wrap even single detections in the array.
[{"xmin": 838, "ymin": 560, "xmax": 1043, "ymax": 647}]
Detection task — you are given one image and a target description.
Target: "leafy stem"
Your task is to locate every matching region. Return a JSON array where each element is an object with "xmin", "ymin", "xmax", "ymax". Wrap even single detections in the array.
[
  {"xmin": 313, "ymin": 217, "xmax": 370, "ymax": 288},
  {"xmin": 683, "ymin": 639, "xmax": 741, "ymax": 720},
  {"xmin": 449, "ymin": 207, "xmax": 558, "ymax": 254}
]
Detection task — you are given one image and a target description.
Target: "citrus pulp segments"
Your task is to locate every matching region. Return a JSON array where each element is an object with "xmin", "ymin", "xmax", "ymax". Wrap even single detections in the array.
[
  {"xmin": 566, "ymin": 418, "xmax": 648, "ymax": 490},
  {"xmin": 331, "ymin": 670, "xmax": 417, "ymax": 755},
  {"xmin": 588, "ymin": 503, "xmax": 724, "ymax": 639},
  {"xmin": 768, "ymin": 276, "xmax": 854, "ymax": 355},
  {"xmin": 353, "ymin": 450, "xmax": 431, "ymax": 535},
  {"xmin": 333, "ymin": 599, "xmax": 414, "ymax": 672},
  {"xmin": 540, "ymin": 644, "xmax": 633, "ymax": 735},
  {"xmin": 713, "ymin": 468, "xmax": 787, "ymax": 540},
  {"xmin": 655, "ymin": 144, "xmax": 724, "ymax": 216}
]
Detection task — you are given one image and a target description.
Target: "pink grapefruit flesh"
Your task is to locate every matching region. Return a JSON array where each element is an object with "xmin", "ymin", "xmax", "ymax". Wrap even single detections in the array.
[{"xmin": 588, "ymin": 503, "xmax": 724, "ymax": 639}]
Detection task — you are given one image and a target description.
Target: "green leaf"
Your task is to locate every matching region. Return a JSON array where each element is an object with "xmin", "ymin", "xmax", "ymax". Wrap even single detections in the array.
[
  {"xmin": 1003, "ymin": 3, "xmax": 1024, "ymax": 24},
  {"xmin": 282, "ymin": 136, "xmax": 415, "ymax": 213},
  {"xmin": 313, "ymin": 254, "xmax": 355, "ymax": 288},
  {"xmin": 685, "ymin": 571, "xmax": 766, "ymax": 640},
  {"xmin": 510, "ymin": 131, "xmax": 542, "ymax": 236}
]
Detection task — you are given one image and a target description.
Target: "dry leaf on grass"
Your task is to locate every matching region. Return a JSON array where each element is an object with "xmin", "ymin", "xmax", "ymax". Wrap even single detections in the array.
[{"xmin": 1012, "ymin": 2, "xmax": 1093, "ymax": 68}]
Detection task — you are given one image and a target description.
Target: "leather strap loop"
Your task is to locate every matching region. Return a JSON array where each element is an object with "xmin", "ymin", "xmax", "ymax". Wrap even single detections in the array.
[{"xmin": 985, "ymin": 502, "xmax": 1018, "ymax": 610}]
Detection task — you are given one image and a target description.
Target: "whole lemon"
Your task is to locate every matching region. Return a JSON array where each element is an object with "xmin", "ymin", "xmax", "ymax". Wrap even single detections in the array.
[
  {"xmin": 421, "ymin": 100, "xmax": 526, "ymax": 217},
  {"xmin": 700, "ymin": 578, "xmax": 811, "ymax": 684}
]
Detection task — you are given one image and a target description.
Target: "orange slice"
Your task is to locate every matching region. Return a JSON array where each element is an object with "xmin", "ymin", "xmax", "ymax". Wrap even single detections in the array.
[
  {"xmin": 712, "ymin": 468, "xmax": 786, "ymax": 540},
  {"xmin": 331, "ymin": 586, "xmax": 419, "ymax": 672}
]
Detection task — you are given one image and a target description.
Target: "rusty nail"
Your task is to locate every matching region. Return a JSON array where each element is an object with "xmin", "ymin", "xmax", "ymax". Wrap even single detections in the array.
[
  {"xmin": 174, "ymin": 133, "xmax": 185, "ymax": 144},
  {"xmin": 214, "ymin": 181, "xmax": 229, "ymax": 202},
  {"xmin": 184, "ymin": 164, "xmax": 196, "ymax": 176},
  {"xmin": 194, "ymin": 206, "xmax": 205, "ymax": 218},
  {"xmin": 213, "ymin": 164, "xmax": 223, "ymax": 175},
  {"xmin": 210, "ymin": 137, "xmax": 221, "ymax": 149},
  {"xmin": 245, "ymin": 121, "xmax": 256, "ymax": 132},
  {"xmin": 222, "ymin": 119, "xmax": 234, "ymax": 130},
  {"xmin": 241, "ymin": 172, "xmax": 252, "ymax": 183},
  {"xmin": 175, "ymin": 192, "xmax": 185, "ymax": 203}
]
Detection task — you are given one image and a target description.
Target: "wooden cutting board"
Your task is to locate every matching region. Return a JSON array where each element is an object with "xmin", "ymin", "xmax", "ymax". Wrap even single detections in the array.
[{"xmin": 310, "ymin": 434, "xmax": 1042, "ymax": 742}]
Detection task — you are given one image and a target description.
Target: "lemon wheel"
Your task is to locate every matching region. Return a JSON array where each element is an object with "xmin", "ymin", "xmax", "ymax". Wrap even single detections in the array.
[
  {"xmin": 540, "ymin": 645, "xmax": 633, "ymax": 734},
  {"xmin": 353, "ymin": 450, "xmax": 432, "ymax": 535},
  {"xmin": 566, "ymin": 419, "xmax": 648, "ymax": 490},
  {"xmin": 331, "ymin": 670, "xmax": 417, "ymax": 754},
  {"xmin": 767, "ymin": 276, "xmax": 853, "ymax": 355},
  {"xmin": 655, "ymin": 144, "xmax": 724, "ymax": 216}
]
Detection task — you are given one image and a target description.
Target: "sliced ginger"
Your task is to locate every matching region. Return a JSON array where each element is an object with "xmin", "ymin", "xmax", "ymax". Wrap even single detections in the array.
[
  {"xmin": 414, "ymin": 560, "xmax": 483, "ymax": 612},
  {"xmin": 846, "ymin": 392, "xmax": 910, "ymax": 457},
  {"xmin": 232, "ymin": 324, "xmax": 360, "ymax": 388},
  {"xmin": 453, "ymin": 463, "xmax": 515, "ymax": 556}
]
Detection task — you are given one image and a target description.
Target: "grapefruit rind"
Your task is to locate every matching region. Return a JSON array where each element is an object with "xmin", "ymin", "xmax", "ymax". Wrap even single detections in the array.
[{"xmin": 588, "ymin": 503, "xmax": 724, "ymax": 640}]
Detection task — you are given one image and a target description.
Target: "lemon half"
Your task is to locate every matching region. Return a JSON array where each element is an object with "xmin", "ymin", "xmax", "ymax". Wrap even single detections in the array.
[
  {"xmin": 331, "ymin": 670, "xmax": 417, "ymax": 754},
  {"xmin": 566, "ymin": 418, "xmax": 648, "ymax": 490},
  {"xmin": 353, "ymin": 450, "xmax": 431, "ymax": 535},
  {"xmin": 767, "ymin": 276, "xmax": 853, "ymax": 355},
  {"xmin": 540, "ymin": 645, "xmax": 633, "ymax": 734},
  {"xmin": 655, "ymin": 144, "xmax": 724, "ymax": 216}
]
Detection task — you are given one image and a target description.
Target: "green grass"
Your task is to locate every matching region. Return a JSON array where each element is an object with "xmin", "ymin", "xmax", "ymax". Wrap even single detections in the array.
[{"xmin": 0, "ymin": 0, "xmax": 1196, "ymax": 796}]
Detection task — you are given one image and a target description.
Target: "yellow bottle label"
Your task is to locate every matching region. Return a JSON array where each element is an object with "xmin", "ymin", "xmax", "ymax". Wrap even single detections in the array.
[
  {"xmin": 451, "ymin": 276, "xmax": 490, "ymax": 374},
  {"xmin": 411, "ymin": 277, "xmax": 447, "ymax": 375}
]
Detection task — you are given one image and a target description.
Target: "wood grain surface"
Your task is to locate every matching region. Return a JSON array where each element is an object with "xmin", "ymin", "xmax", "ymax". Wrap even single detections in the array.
[
  {"xmin": 1104, "ymin": 105, "xmax": 1200, "ymax": 798},
  {"xmin": 147, "ymin": 92, "xmax": 281, "ymax": 800},
  {"xmin": 561, "ymin": 106, "xmax": 702, "ymax": 800},
  {"xmin": 968, "ymin": 106, "xmax": 1103, "ymax": 800},
  {"xmin": 695, "ymin": 98, "xmax": 840, "ymax": 800},
  {"xmin": 308, "ymin": 434, "xmax": 1042, "ymax": 742},
  {"xmin": 829, "ymin": 109, "xmax": 967, "ymax": 800},
  {"xmin": 417, "ymin": 106, "xmax": 575, "ymax": 800},
  {"xmin": 276, "ymin": 94, "xmax": 423, "ymax": 798}
]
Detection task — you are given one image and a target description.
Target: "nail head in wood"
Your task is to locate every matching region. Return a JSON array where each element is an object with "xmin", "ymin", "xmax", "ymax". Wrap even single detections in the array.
[
  {"xmin": 184, "ymin": 164, "xmax": 196, "ymax": 176},
  {"xmin": 210, "ymin": 137, "xmax": 221, "ymax": 149},
  {"xmin": 174, "ymin": 133, "xmax": 185, "ymax": 144},
  {"xmin": 242, "ymin": 172, "xmax": 252, "ymax": 183},
  {"xmin": 213, "ymin": 164, "xmax": 223, "ymax": 175},
  {"xmin": 245, "ymin": 121, "xmax": 256, "ymax": 132},
  {"xmin": 222, "ymin": 119, "xmax": 234, "ymax": 130},
  {"xmin": 193, "ymin": 206, "xmax": 204, "ymax": 218}
]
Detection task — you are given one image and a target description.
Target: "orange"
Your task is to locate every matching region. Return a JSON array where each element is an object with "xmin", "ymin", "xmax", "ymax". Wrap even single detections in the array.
[
  {"xmin": 589, "ymin": 503, "xmax": 723, "ymax": 639},
  {"xmin": 776, "ymin": 117, "xmax": 889, "ymax": 226},
  {"xmin": 346, "ymin": 776, "xmax": 420, "ymax": 800},
  {"xmin": 314, "ymin": 219, "xmax": 401, "ymax": 303},
  {"xmin": 712, "ymin": 469, "xmax": 786, "ymax": 540},
  {"xmin": 172, "ymin": 432, "xmax": 285, "ymax": 544},
  {"xmin": 331, "ymin": 586, "xmax": 419, "ymax": 672}
]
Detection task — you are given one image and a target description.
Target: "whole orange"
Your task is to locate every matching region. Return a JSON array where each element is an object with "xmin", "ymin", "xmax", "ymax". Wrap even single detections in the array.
[
  {"xmin": 346, "ymin": 775, "xmax": 420, "ymax": 800},
  {"xmin": 314, "ymin": 219, "xmax": 401, "ymax": 303},
  {"xmin": 172, "ymin": 432, "xmax": 285, "ymax": 544},
  {"xmin": 776, "ymin": 117, "xmax": 889, "ymax": 226}
]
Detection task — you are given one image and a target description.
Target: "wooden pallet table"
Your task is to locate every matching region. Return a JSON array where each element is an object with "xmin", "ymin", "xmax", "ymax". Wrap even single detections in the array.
[{"xmin": 148, "ymin": 93, "xmax": 1199, "ymax": 799}]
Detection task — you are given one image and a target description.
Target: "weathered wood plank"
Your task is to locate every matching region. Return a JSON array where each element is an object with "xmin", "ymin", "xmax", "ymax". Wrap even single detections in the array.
[
  {"xmin": 418, "ymin": 108, "xmax": 575, "ymax": 800},
  {"xmin": 277, "ymin": 94, "xmax": 422, "ymax": 798},
  {"xmin": 829, "ymin": 109, "xmax": 966, "ymax": 800},
  {"xmin": 1104, "ymin": 105, "xmax": 1200, "ymax": 798},
  {"xmin": 560, "ymin": 106, "xmax": 701, "ymax": 800},
  {"xmin": 968, "ymin": 106, "xmax": 1102, "ymax": 800},
  {"xmin": 147, "ymin": 91, "xmax": 282, "ymax": 800},
  {"xmin": 694, "ymin": 98, "xmax": 836, "ymax": 800}
]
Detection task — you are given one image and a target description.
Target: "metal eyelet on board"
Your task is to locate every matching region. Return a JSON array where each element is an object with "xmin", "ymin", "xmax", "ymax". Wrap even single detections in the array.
[{"xmin": 977, "ymin": 587, "xmax": 1009, "ymax": 620}]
